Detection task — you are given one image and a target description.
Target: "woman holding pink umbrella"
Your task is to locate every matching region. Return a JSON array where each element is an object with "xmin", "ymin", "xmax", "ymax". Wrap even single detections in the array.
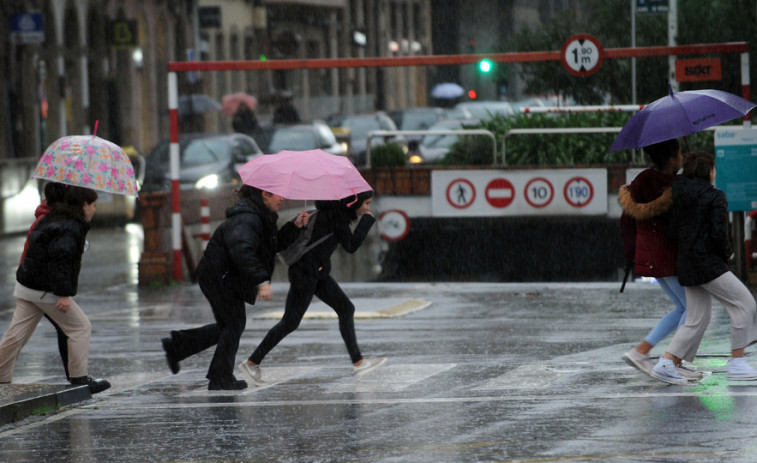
[{"xmin": 239, "ymin": 190, "xmax": 387, "ymax": 385}]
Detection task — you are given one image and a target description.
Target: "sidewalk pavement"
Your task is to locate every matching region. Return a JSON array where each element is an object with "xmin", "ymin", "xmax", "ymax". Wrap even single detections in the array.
[{"xmin": 0, "ymin": 384, "xmax": 90, "ymax": 426}]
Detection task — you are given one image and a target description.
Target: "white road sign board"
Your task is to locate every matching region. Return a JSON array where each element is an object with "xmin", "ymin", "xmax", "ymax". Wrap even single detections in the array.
[{"xmin": 432, "ymin": 169, "xmax": 607, "ymax": 217}]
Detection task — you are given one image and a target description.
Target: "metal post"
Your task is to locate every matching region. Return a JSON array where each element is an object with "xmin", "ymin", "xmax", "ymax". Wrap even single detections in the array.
[
  {"xmin": 631, "ymin": 0, "xmax": 637, "ymax": 105},
  {"xmin": 168, "ymin": 72, "xmax": 182, "ymax": 281},
  {"xmin": 732, "ymin": 51, "xmax": 753, "ymax": 281},
  {"xmin": 667, "ymin": 0, "xmax": 678, "ymax": 92}
]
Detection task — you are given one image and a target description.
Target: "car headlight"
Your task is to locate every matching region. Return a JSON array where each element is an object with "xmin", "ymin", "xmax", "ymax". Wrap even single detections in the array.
[{"xmin": 195, "ymin": 174, "xmax": 219, "ymax": 189}]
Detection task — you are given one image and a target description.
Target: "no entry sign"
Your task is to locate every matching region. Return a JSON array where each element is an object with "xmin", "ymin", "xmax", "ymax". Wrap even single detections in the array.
[{"xmin": 485, "ymin": 178, "xmax": 515, "ymax": 208}]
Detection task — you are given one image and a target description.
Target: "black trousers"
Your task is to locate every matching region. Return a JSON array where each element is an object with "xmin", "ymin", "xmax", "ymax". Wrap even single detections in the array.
[
  {"xmin": 45, "ymin": 314, "xmax": 69, "ymax": 380},
  {"xmin": 250, "ymin": 266, "xmax": 361, "ymax": 365},
  {"xmin": 170, "ymin": 279, "xmax": 247, "ymax": 383}
]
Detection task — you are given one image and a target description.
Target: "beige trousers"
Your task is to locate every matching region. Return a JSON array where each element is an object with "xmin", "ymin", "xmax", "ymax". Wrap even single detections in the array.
[
  {"xmin": 0, "ymin": 294, "xmax": 91, "ymax": 383},
  {"xmin": 666, "ymin": 271, "xmax": 757, "ymax": 363}
]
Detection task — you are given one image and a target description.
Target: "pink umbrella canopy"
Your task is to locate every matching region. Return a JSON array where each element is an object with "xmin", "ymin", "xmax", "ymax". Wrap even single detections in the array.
[
  {"xmin": 238, "ymin": 150, "xmax": 372, "ymax": 201},
  {"xmin": 33, "ymin": 135, "xmax": 139, "ymax": 196},
  {"xmin": 221, "ymin": 92, "xmax": 258, "ymax": 115}
]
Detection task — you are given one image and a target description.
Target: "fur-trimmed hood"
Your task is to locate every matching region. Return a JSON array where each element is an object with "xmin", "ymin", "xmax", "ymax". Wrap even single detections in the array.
[{"xmin": 618, "ymin": 184, "xmax": 673, "ymax": 221}]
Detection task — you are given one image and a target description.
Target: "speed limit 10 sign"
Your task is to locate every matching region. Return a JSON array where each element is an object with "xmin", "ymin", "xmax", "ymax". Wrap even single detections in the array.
[{"xmin": 561, "ymin": 34, "xmax": 603, "ymax": 76}]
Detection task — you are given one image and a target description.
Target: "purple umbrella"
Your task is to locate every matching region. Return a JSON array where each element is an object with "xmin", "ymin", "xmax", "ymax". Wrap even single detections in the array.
[{"xmin": 609, "ymin": 84, "xmax": 756, "ymax": 152}]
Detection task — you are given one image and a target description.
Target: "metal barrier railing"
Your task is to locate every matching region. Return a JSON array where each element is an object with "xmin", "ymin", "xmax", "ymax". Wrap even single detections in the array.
[{"xmin": 365, "ymin": 129, "xmax": 496, "ymax": 168}]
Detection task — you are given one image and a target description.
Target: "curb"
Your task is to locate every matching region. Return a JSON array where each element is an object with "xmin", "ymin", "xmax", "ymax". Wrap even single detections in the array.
[{"xmin": 0, "ymin": 384, "xmax": 91, "ymax": 426}]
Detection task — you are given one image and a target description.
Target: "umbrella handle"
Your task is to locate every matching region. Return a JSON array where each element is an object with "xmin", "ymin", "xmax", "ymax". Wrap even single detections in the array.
[{"xmin": 346, "ymin": 189, "xmax": 358, "ymax": 207}]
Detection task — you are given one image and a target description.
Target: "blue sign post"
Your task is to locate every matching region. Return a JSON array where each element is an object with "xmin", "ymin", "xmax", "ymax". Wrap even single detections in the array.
[{"xmin": 714, "ymin": 128, "xmax": 757, "ymax": 212}]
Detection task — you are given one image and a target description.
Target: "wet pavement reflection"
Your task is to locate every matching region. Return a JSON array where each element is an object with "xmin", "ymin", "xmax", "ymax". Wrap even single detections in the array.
[{"xmin": 1, "ymin": 228, "xmax": 757, "ymax": 461}]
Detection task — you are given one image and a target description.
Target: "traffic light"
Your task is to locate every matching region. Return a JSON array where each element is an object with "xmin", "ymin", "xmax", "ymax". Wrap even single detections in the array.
[
  {"xmin": 468, "ymin": 89, "xmax": 477, "ymax": 100},
  {"xmin": 479, "ymin": 58, "xmax": 493, "ymax": 73}
]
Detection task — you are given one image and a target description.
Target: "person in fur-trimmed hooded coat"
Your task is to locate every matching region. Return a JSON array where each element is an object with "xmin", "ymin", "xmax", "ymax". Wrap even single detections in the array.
[{"xmin": 617, "ymin": 139, "xmax": 700, "ymax": 381}]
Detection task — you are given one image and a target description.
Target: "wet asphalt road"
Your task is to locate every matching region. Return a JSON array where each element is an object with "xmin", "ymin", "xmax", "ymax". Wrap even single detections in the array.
[{"xmin": 2, "ymin": 227, "xmax": 757, "ymax": 462}]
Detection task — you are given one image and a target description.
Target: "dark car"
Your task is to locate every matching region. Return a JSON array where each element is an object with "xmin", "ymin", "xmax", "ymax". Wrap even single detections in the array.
[
  {"xmin": 326, "ymin": 112, "xmax": 408, "ymax": 166},
  {"xmin": 142, "ymin": 133, "xmax": 263, "ymax": 192}
]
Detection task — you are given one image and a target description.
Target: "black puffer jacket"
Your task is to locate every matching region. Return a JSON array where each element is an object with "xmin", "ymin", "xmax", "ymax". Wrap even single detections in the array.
[
  {"xmin": 667, "ymin": 175, "xmax": 731, "ymax": 286},
  {"xmin": 16, "ymin": 206, "xmax": 90, "ymax": 297},
  {"xmin": 293, "ymin": 201, "xmax": 375, "ymax": 276},
  {"xmin": 197, "ymin": 195, "xmax": 298, "ymax": 304}
]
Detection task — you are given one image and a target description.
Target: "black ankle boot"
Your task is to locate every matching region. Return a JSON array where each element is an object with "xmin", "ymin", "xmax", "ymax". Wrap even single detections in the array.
[{"xmin": 70, "ymin": 375, "xmax": 111, "ymax": 394}]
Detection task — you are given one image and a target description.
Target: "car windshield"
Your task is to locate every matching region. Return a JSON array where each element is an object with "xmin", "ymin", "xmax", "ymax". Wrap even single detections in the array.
[
  {"xmin": 149, "ymin": 137, "xmax": 230, "ymax": 165},
  {"xmin": 391, "ymin": 111, "xmax": 439, "ymax": 130},
  {"xmin": 267, "ymin": 128, "xmax": 318, "ymax": 152},
  {"xmin": 421, "ymin": 124, "xmax": 464, "ymax": 149},
  {"xmin": 329, "ymin": 117, "xmax": 379, "ymax": 140},
  {"xmin": 182, "ymin": 139, "xmax": 230, "ymax": 165}
]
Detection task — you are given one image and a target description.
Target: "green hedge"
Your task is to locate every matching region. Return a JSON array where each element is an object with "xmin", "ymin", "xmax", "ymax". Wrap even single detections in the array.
[
  {"xmin": 444, "ymin": 112, "xmax": 716, "ymax": 166},
  {"xmin": 371, "ymin": 143, "xmax": 407, "ymax": 167}
]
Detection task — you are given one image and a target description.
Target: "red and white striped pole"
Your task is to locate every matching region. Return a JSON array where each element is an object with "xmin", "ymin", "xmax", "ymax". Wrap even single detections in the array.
[
  {"xmin": 168, "ymin": 72, "xmax": 182, "ymax": 281},
  {"xmin": 198, "ymin": 198, "xmax": 210, "ymax": 251}
]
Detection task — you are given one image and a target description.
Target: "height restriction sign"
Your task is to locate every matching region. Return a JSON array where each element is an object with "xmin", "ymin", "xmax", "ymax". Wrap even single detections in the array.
[{"xmin": 561, "ymin": 34, "xmax": 603, "ymax": 76}]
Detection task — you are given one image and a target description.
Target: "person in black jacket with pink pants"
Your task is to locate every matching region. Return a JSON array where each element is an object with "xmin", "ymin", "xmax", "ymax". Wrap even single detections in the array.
[{"xmin": 239, "ymin": 190, "xmax": 386, "ymax": 385}]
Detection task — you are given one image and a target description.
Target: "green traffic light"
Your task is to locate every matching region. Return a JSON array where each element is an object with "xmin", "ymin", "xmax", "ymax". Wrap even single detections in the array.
[{"xmin": 479, "ymin": 59, "xmax": 492, "ymax": 73}]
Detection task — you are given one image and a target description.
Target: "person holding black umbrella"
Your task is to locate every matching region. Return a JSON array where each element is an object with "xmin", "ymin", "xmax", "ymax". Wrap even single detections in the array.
[{"xmin": 619, "ymin": 139, "xmax": 701, "ymax": 381}]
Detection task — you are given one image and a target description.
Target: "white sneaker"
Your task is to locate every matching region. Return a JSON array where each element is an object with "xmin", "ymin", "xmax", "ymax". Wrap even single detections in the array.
[
  {"xmin": 727, "ymin": 357, "xmax": 757, "ymax": 381},
  {"xmin": 675, "ymin": 363, "xmax": 704, "ymax": 381},
  {"xmin": 238, "ymin": 361, "xmax": 267, "ymax": 387},
  {"xmin": 650, "ymin": 358, "xmax": 688, "ymax": 385},
  {"xmin": 353, "ymin": 357, "xmax": 387, "ymax": 377},
  {"xmin": 622, "ymin": 348, "xmax": 654, "ymax": 375}
]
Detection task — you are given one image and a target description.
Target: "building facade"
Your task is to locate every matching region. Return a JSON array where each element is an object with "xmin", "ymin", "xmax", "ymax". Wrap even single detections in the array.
[{"xmin": 0, "ymin": 0, "xmax": 435, "ymax": 162}]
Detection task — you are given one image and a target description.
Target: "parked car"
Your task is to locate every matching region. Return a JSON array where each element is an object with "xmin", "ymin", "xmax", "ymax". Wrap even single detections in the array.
[
  {"xmin": 326, "ymin": 111, "xmax": 408, "ymax": 166},
  {"xmin": 442, "ymin": 106, "xmax": 474, "ymax": 120},
  {"xmin": 415, "ymin": 118, "xmax": 483, "ymax": 164},
  {"xmin": 388, "ymin": 107, "xmax": 447, "ymax": 148},
  {"xmin": 142, "ymin": 133, "xmax": 263, "ymax": 192},
  {"xmin": 263, "ymin": 121, "xmax": 345, "ymax": 157},
  {"xmin": 453, "ymin": 100, "xmax": 515, "ymax": 120}
]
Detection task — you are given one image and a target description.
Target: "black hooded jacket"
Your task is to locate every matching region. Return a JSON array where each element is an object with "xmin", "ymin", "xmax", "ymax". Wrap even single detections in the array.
[
  {"xmin": 292, "ymin": 200, "xmax": 376, "ymax": 275},
  {"xmin": 667, "ymin": 175, "xmax": 731, "ymax": 286},
  {"xmin": 197, "ymin": 195, "xmax": 298, "ymax": 304},
  {"xmin": 16, "ymin": 205, "xmax": 90, "ymax": 297}
]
